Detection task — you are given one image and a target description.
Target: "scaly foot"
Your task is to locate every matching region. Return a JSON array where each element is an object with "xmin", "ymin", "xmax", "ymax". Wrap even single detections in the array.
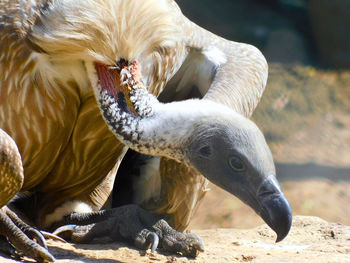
[
  {"xmin": 54, "ymin": 204, "xmax": 204, "ymax": 257},
  {"xmin": 0, "ymin": 206, "xmax": 55, "ymax": 262}
]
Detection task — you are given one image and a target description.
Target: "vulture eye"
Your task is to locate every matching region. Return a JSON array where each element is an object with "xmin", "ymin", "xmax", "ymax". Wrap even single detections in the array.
[
  {"xmin": 199, "ymin": 145, "xmax": 212, "ymax": 158},
  {"xmin": 228, "ymin": 156, "xmax": 245, "ymax": 171}
]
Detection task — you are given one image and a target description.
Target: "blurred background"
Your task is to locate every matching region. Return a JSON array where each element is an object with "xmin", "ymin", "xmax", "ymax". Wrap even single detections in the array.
[{"xmin": 174, "ymin": 0, "xmax": 350, "ymax": 229}]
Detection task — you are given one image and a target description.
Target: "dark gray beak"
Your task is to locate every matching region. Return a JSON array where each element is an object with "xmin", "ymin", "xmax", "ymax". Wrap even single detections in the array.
[
  {"xmin": 256, "ymin": 176, "xmax": 292, "ymax": 242},
  {"xmin": 206, "ymin": 172, "xmax": 292, "ymax": 242}
]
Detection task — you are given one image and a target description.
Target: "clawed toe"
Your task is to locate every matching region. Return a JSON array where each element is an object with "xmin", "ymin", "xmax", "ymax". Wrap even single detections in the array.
[
  {"xmin": 147, "ymin": 232, "xmax": 159, "ymax": 251},
  {"xmin": 134, "ymin": 225, "xmax": 204, "ymax": 257},
  {"xmin": 41, "ymin": 230, "xmax": 68, "ymax": 243},
  {"xmin": 53, "ymin": 224, "xmax": 94, "ymax": 243},
  {"xmin": 53, "ymin": 224, "xmax": 77, "ymax": 236},
  {"xmin": 161, "ymin": 232, "xmax": 204, "ymax": 257},
  {"xmin": 185, "ymin": 233, "xmax": 205, "ymax": 252},
  {"xmin": 152, "ymin": 219, "xmax": 205, "ymax": 257},
  {"xmin": 0, "ymin": 207, "xmax": 55, "ymax": 262},
  {"xmin": 182, "ymin": 233, "xmax": 205, "ymax": 257},
  {"xmin": 25, "ymin": 228, "xmax": 48, "ymax": 250},
  {"xmin": 135, "ymin": 229, "xmax": 159, "ymax": 251}
]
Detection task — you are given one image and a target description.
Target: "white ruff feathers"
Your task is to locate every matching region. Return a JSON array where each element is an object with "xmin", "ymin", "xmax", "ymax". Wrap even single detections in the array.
[
  {"xmin": 43, "ymin": 201, "xmax": 93, "ymax": 227},
  {"xmin": 30, "ymin": 0, "xmax": 182, "ymax": 63}
]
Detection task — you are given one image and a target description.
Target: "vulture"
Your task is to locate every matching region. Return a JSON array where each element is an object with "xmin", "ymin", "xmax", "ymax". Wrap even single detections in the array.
[{"xmin": 0, "ymin": 0, "xmax": 292, "ymax": 261}]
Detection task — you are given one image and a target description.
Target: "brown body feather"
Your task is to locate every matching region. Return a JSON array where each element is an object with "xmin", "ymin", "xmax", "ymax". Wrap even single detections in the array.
[{"xmin": 0, "ymin": 2, "xmax": 124, "ymax": 225}]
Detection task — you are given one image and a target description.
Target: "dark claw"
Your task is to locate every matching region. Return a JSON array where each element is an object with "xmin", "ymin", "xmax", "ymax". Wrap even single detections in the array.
[
  {"xmin": 147, "ymin": 232, "xmax": 159, "ymax": 251},
  {"xmin": 187, "ymin": 233, "xmax": 205, "ymax": 252},
  {"xmin": 53, "ymin": 224, "xmax": 77, "ymax": 236},
  {"xmin": 152, "ymin": 219, "xmax": 204, "ymax": 258},
  {"xmin": 135, "ymin": 229, "xmax": 159, "ymax": 251},
  {"xmin": 41, "ymin": 231, "xmax": 68, "ymax": 243},
  {"xmin": 9, "ymin": 238, "xmax": 55, "ymax": 262},
  {"xmin": 179, "ymin": 232, "xmax": 205, "ymax": 258},
  {"xmin": 6, "ymin": 209, "xmax": 49, "ymax": 250},
  {"xmin": 26, "ymin": 228, "xmax": 48, "ymax": 250},
  {"xmin": 32, "ymin": 246, "xmax": 56, "ymax": 263},
  {"xmin": 0, "ymin": 208, "xmax": 55, "ymax": 262},
  {"xmin": 53, "ymin": 224, "xmax": 95, "ymax": 244}
]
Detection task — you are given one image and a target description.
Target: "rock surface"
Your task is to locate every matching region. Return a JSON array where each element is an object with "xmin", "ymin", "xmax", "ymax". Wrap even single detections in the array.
[{"xmin": 1, "ymin": 216, "xmax": 349, "ymax": 263}]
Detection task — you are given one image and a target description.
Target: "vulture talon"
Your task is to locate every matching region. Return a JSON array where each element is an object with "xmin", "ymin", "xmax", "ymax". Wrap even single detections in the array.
[
  {"xmin": 41, "ymin": 231, "xmax": 68, "ymax": 243},
  {"xmin": 148, "ymin": 232, "xmax": 159, "ymax": 252},
  {"xmin": 52, "ymin": 224, "xmax": 77, "ymax": 236},
  {"xmin": 152, "ymin": 219, "xmax": 205, "ymax": 258},
  {"xmin": 25, "ymin": 228, "xmax": 48, "ymax": 250},
  {"xmin": 54, "ymin": 205, "xmax": 204, "ymax": 257},
  {"xmin": 187, "ymin": 233, "xmax": 205, "ymax": 252},
  {"xmin": 135, "ymin": 230, "xmax": 159, "ymax": 251},
  {"xmin": 4, "ymin": 207, "xmax": 49, "ymax": 250},
  {"xmin": 0, "ymin": 208, "xmax": 55, "ymax": 262},
  {"xmin": 53, "ymin": 224, "xmax": 95, "ymax": 243}
]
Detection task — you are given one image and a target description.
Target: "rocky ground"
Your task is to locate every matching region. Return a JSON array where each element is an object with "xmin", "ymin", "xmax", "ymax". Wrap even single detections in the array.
[{"xmin": 1, "ymin": 216, "xmax": 349, "ymax": 263}]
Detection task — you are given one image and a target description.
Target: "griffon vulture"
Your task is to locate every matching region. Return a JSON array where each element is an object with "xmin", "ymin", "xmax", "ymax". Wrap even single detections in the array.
[{"xmin": 0, "ymin": 0, "xmax": 292, "ymax": 261}]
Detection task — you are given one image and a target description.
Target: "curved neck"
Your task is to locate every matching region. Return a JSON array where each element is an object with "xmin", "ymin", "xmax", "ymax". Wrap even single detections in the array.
[
  {"xmin": 96, "ymin": 60, "xmax": 192, "ymax": 161},
  {"xmin": 184, "ymin": 18, "xmax": 268, "ymax": 117}
]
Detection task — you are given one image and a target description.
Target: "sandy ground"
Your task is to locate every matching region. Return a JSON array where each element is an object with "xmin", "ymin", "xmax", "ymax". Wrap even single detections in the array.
[{"xmin": 1, "ymin": 216, "xmax": 349, "ymax": 263}]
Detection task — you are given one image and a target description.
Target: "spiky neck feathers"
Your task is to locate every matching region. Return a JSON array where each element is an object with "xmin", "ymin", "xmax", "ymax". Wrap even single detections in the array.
[
  {"xmin": 93, "ymin": 59, "xmax": 179, "ymax": 159},
  {"xmin": 95, "ymin": 60, "xmax": 157, "ymax": 148}
]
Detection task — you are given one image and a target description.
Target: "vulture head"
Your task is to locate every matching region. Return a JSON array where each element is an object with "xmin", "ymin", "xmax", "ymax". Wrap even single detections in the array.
[
  {"xmin": 26, "ymin": 0, "xmax": 291, "ymax": 242},
  {"xmin": 186, "ymin": 112, "xmax": 291, "ymax": 242}
]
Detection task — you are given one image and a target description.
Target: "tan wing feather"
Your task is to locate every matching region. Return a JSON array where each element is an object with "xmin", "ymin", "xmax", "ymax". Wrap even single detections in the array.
[
  {"xmin": 0, "ymin": 0, "xmax": 124, "ymax": 223},
  {"xmin": 0, "ymin": 129, "xmax": 24, "ymax": 207},
  {"xmin": 1, "ymin": 0, "xmax": 77, "ymax": 190}
]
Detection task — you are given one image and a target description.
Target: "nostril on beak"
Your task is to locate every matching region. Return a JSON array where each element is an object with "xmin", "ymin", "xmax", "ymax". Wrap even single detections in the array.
[
  {"xmin": 257, "ymin": 175, "xmax": 292, "ymax": 242},
  {"xmin": 259, "ymin": 190, "xmax": 278, "ymax": 200},
  {"xmin": 258, "ymin": 175, "xmax": 282, "ymax": 201}
]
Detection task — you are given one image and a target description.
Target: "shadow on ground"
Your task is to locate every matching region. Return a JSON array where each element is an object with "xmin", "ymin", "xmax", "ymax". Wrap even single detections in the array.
[{"xmin": 277, "ymin": 162, "xmax": 350, "ymax": 182}]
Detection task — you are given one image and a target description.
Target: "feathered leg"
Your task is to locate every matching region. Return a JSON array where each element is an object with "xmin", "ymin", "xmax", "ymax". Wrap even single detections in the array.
[
  {"xmin": 53, "ymin": 204, "xmax": 204, "ymax": 257},
  {"xmin": 0, "ymin": 129, "xmax": 54, "ymax": 262}
]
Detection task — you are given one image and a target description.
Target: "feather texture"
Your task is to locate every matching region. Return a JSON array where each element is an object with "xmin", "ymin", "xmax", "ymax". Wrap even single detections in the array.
[
  {"xmin": 28, "ymin": 0, "xmax": 183, "ymax": 63},
  {"xmin": 0, "ymin": 0, "xmax": 268, "ymax": 231}
]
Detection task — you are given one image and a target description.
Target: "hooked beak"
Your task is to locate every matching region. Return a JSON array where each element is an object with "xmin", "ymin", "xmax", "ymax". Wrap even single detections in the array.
[
  {"xmin": 255, "ymin": 176, "xmax": 292, "ymax": 242},
  {"xmin": 206, "ymin": 171, "xmax": 292, "ymax": 242}
]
